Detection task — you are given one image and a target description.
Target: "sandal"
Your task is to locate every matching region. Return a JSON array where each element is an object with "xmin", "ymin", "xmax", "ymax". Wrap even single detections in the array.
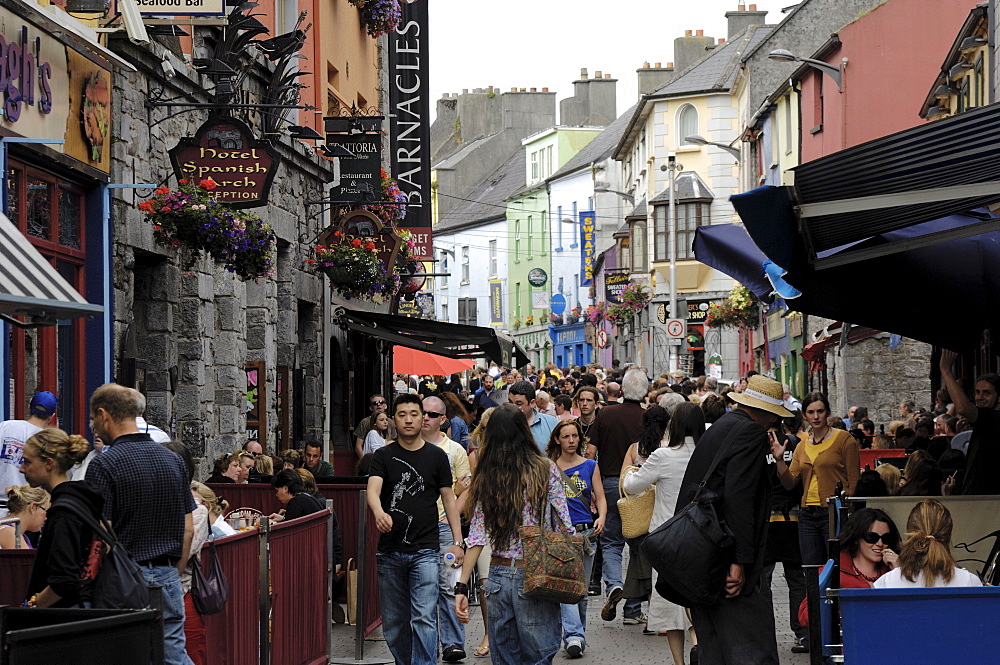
[{"xmin": 474, "ymin": 645, "xmax": 490, "ymax": 658}]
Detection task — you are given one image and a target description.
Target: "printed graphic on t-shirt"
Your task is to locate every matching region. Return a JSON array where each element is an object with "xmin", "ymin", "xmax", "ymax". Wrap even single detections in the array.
[
  {"xmin": 389, "ymin": 456, "xmax": 426, "ymax": 545},
  {"xmin": 0, "ymin": 437, "xmax": 25, "ymax": 466},
  {"xmin": 561, "ymin": 471, "xmax": 587, "ymax": 499}
]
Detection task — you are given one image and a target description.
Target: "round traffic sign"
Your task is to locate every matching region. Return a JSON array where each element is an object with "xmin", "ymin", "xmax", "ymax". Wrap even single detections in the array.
[
  {"xmin": 550, "ymin": 293, "xmax": 567, "ymax": 315},
  {"xmin": 666, "ymin": 318, "xmax": 685, "ymax": 338},
  {"xmin": 597, "ymin": 329, "xmax": 609, "ymax": 349}
]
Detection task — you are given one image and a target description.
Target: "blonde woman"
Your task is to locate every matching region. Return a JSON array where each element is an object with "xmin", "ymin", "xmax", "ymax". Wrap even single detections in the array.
[
  {"xmin": 182, "ymin": 481, "xmax": 212, "ymax": 665},
  {"xmin": 18, "ymin": 428, "xmax": 96, "ymax": 609},
  {"xmin": 0, "ymin": 485, "xmax": 48, "ymax": 550},
  {"xmin": 192, "ymin": 481, "xmax": 235, "ymax": 538},
  {"xmin": 874, "ymin": 499, "xmax": 981, "ymax": 588}
]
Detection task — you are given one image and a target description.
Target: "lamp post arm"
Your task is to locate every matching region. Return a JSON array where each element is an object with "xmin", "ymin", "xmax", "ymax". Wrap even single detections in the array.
[{"xmin": 798, "ymin": 57, "xmax": 843, "ymax": 91}]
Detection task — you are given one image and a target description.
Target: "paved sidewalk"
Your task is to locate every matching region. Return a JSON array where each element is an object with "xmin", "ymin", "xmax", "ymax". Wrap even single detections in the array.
[{"xmin": 331, "ymin": 563, "xmax": 811, "ymax": 664}]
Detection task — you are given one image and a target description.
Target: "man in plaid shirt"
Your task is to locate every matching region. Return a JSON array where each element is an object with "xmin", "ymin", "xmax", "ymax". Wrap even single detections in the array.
[{"xmin": 86, "ymin": 383, "xmax": 196, "ymax": 665}]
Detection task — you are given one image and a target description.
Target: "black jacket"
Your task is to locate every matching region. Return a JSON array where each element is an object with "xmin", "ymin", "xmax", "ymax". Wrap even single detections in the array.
[
  {"xmin": 28, "ymin": 481, "xmax": 105, "ymax": 607},
  {"xmin": 675, "ymin": 408, "xmax": 772, "ymax": 595}
]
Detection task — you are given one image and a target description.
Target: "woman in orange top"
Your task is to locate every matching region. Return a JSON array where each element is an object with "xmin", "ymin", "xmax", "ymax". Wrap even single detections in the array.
[{"xmin": 770, "ymin": 392, "xmax": 860, "ymax": 566}]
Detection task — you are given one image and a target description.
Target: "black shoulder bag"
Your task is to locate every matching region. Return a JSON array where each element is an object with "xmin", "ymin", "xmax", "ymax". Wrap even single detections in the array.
[
  {"xmin": 191, "ymin": 539, "xmax": 229, "ymax": 615},
  {"xmin": 57, "ymin": 500, "xmax": 151, "ymax": 610},
  {"xmin": 640, "ymin": 423, "xmax": 743, "ymax": 607}
]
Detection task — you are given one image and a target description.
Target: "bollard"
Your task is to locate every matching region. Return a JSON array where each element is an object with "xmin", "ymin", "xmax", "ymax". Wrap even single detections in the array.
[{"xmin": 331, "ymin": 488, "xmax": 391, "ymax": 664}]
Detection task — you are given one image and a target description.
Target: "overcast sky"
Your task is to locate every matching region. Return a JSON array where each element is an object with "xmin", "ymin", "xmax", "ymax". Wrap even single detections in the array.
[{"xmin": 428, "ymin": 0, "xmax": 791, "ymax": 122}]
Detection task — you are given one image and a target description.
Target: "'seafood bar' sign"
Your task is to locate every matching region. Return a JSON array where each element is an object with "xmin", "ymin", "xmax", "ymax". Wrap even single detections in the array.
[{"xmin": 136, "ymin": 0, "xmax": 226, "ymax": 16}]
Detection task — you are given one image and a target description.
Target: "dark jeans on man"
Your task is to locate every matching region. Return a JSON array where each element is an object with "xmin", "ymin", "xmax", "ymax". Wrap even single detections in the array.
[
  {"xmin": 797, "ymin": 507, "xmax": 829, "ymax": 567},
  {"xmin": 600, "ymin": 476, "xmax": 642, "ymax": 619},
  {"xmin": 689, "ymin": 582, "xmax": 779, "ymax": 665}
]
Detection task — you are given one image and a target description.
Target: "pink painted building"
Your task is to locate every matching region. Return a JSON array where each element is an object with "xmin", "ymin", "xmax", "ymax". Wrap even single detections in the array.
[{"xmin": 799, "ymin": 0, "xmax": 979, "ymax": 162}]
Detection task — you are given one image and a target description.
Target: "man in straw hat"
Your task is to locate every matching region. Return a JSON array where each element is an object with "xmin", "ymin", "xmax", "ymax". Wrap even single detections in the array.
[{"xmin": 675, "ymin": 374, "xmax": 792, "ymax": 665}]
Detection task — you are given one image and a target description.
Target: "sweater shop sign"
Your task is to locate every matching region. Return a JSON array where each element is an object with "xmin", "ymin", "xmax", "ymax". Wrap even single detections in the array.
[{"xmin": 169, "ymin": 116, "xmax": 281, "ymax": 209}]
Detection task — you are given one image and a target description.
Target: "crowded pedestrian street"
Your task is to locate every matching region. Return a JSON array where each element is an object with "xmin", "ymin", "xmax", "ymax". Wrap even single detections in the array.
[{"xmin": 3, "ymin": 0, "xmax": 1000, "ymax": 664}]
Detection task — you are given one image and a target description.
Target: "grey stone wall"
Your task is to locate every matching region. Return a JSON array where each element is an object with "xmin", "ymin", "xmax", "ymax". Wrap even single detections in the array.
[{"xmin": 110, "ymin": 37, "xmax": 331, "ymax": 476}]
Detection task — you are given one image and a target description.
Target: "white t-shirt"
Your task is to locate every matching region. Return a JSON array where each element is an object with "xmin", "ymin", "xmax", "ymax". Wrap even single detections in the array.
[
  {"xmin": 873, "ymin": 566, "xmax": 982, "ymax": 589},
  {"xmin": 363, "ymin": 429, "xmax": 387, "ymax": 456},
  {"xmin": 0, "ymin": 420, "xmax": 42, "ymax": 516},
  {"xmin": 136, "ymin": 416, "xmax": 171, "ymax": 444}
]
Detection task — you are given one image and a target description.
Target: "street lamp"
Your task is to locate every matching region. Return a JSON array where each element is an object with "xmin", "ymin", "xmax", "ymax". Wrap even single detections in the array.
[
  {"xmin": 767, "ymin": 49, "xmax": 844, "ymax": 92},
  {"xmin": 662, "ymin": 154, "xmax": 683, "ymax": 373},
  {"xmin": 683, "ymin": 135, "xmax": 741, "ymax": 160},
  {"xmin": 593, "ymin": 186, "xmax": 635, "ymax": 205}
]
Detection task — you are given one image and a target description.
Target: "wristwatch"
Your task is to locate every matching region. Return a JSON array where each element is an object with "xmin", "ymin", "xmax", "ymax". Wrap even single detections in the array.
[{"xmin": 452, "ymin": 540, "xmax": 465, "ymax": 549}]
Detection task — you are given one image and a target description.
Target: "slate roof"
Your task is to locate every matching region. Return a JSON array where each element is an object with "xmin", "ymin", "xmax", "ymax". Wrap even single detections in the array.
[
  {"xmin": 649, "ymin": 172, "xmax": 714, "ymax": 203},
  {"xmin": 433, "ymin": 133, "xmax": 499, "ymax": 170},
  {"xmin": 649, "ymin": 25, "xmax": 773, "ymax": 98},
  {"xmin": 548, "ymin": 103, "xmax": 640, "ymax": 181},
  {"xmin": 434, "ymin": 147, "xmax": 526, "ymax": 234},
  {"xmin": 627, "ymin": 196, "xmax": 648, "ymax": 218}
]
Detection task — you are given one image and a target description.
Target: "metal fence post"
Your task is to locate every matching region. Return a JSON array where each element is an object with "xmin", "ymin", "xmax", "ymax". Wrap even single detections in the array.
[
  {"xmin": 260, "ymin": 518, "xmax": 271, "ymax": 665},
  {"xmin": 331, "ymin": 488, "xmax": 391, "ymax": 664},
  {"xmin": 327, "ymin": 499, "xmax": 335, "ymax": 661}
]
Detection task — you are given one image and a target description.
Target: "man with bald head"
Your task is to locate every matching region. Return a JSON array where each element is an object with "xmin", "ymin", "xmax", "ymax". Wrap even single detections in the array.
[{"xmin": 421, "ymin": 396, "xmax": 471, "ymax": 661}]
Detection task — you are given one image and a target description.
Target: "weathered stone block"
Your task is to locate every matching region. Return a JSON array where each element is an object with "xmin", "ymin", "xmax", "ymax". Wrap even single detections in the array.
[
  {"xmin": 181, "ymin": 421, "xmax": 207, "ymax": 457},
  {"xmin": 217, "ymin": 365, "xmax": 241, "ymax": 388},
  {"xmin": 175, "ymin": 385, "xmax": 202, "ymax": 420},
  {"xmin": 180, "ymin": 360, "xmax": 205, "ymax": 385},
  {"xmin": 212, "ymin": 332, "xmax": 241, "ymax": 366},
  {"xmin": 177, "ymin": 340, "xmax": 204, "ymax": 361},
  {"xmin": 216, "ymin": 297, "xmax": 242, "ymax": 332},
  {"xmin": 177, "ymin": 299, "xmax": 204, "ymax": 338},
  {"xmin": 218, "ymin": 406, "xmax": 240, "ymax": 434},
  {"xmin": 214, "ymin": 389, "xmax": 241, "ymax": 407},
  {"xmin": 145, "ymin": 301, "xmax": 172, "ymax": 332}
]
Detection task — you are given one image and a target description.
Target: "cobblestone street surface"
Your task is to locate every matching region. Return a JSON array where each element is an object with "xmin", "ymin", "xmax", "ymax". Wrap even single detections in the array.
[{"xmin": 332, "ymin": 563, "xmax": 811, "ymax": 664}]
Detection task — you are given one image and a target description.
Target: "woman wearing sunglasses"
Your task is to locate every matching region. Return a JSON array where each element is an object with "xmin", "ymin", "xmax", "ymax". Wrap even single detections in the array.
[{"xmin": 797, "ymin": 508, "xmax": 900, "ymax": 629}]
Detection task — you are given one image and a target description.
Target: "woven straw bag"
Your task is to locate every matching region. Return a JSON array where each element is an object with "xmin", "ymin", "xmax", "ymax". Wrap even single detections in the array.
[{"xmin": 618, "ymin": 466, "xmax": 655, "ymax": 538}]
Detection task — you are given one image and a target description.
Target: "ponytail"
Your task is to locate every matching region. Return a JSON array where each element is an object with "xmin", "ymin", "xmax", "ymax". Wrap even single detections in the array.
[{"xmin": 897, "ymin": 499, "xmax": 956, "ymax": 586}]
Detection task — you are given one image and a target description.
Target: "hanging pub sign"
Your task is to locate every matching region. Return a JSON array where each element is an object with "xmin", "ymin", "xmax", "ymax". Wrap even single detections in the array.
[
  {"xmin": 168, "ymin": 115, "xmax": 281, "ymax": 209},
  {"xmin": 389, "ymin": 0, "xmax": 432, "ymax": 260},
  {"xmin": 326, "ymin": 134, "xmax": 382, "ymax": 203},
  {"xmin": 137, "ymin": 0, "xmax": 226, "ymax": 16},
  {"xmin": 605, "ymin": 271, "xmax": 630, "ymax": 303},
  {"xmin": 527, "ymin": 268, "xmax": 548, "ymax": 287}
]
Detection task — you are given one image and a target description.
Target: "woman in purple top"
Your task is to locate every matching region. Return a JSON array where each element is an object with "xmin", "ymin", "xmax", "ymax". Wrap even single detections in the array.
[
  {"xmin": 455, "ymin": 404, "xmax": 573, "ymax": 665},
  {"xmin": 547, "ymin": 420, "xmax": 606, "ymax": 658}
]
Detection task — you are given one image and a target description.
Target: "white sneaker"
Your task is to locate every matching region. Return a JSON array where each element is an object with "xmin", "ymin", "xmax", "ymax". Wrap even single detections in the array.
[{"xmin": 566, "ymin": 639, "xmax": 584, "ymax": 658}]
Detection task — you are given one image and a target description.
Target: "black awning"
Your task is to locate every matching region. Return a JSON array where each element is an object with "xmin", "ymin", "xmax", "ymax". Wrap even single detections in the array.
[
  {"xmin": 339, "ymin": 309, "xmax": 529, "ymax": 367},
  {"xmin": 0, "ymin": 211, "xmax": 103, "ymax": 327},
  {"xmin": 792, "ymin": 102, "xmax": 1000, "ymax": 259}
]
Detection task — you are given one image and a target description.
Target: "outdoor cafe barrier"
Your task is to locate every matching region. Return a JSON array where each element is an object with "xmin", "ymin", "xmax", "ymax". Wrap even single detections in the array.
[
  {"xmin": 207, "ymin": 482, "xmax": 383, "ymax": 636},
  {"xmin": 203, "ymin": 528, "xmax": 262, "ymax": 665}
]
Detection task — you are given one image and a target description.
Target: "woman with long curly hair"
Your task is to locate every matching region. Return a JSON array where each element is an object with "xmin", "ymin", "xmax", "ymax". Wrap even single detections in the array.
[
  {"xmin": 455, "ymin": 404, "xmax": 573, "ymax": 665},
  {"xmin": 874, "ymin": 499, "xmax": 981, "ymax": 588}
]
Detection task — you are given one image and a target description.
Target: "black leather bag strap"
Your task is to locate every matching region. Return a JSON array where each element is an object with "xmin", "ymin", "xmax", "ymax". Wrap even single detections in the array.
[
  {"xmin": 55, "ymin": 497, "xmax": 119, "ymax": 548},
  {"xmin": 694, "ymin": 419, "xmax": 750, "ymax": 496}
]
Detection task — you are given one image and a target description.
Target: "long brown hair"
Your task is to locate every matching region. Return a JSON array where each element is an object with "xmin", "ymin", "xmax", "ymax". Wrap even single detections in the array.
[
  {"xmin": 897, "ymin": 499, "xmax": 957, "ymax": 586},
  {"xmin": 465, "ymin": 404, "xmax": 550, "ymax": 550},
  {"xmin": 546, "ymin": 420, "xmax": 585, "ymax": 461}
]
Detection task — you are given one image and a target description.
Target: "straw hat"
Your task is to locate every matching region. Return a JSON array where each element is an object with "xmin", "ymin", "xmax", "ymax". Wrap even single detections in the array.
[{"xmin": 729, "ymin": 375, "xmax": 794, "ymax": 418}]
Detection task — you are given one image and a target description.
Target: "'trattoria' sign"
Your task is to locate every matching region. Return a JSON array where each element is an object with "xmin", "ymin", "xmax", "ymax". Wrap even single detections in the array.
[{"xmin": 169, "ymin": 115, "xmax": 281, "ymax": 209}]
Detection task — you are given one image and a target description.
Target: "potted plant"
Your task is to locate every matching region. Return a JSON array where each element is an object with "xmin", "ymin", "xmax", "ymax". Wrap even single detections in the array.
[
  {"xmin": 139, "ymin": 178, "xmax": 277, "ymax": 280},
  {"xmin": 539, "ymin": 313, "xmax": 548, "ymax": 324},
  {"xmin": 306, "ymin": 230, "xmax": 401, "ymax": 301},
  {"xmin": 606, "ymin": 283, "xmax": 652, "ymax": 326},
  {"xmin": 514, "ymin": 318, "xmax": 522, "ymax": 330},
  {"xmin": 526, "ymin": 315, "xmax": 535, "ymax": 326},
  {"xmin": 364, "ymin": 170, "xmax": 408, "ymax": 226},
  {"xmin": 705, "ymin": 284, "xmax": 761, "ymax": 330}
]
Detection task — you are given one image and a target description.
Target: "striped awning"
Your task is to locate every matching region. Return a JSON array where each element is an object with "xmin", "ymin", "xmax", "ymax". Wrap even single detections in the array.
[{"xmin": 0, "ymin": 211, "xmax": 103, "ymax": 324}]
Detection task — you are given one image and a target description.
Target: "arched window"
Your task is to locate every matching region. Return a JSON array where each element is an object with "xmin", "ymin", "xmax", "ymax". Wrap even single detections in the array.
[{"xmin": 676, "ymin": 104, "xmax": 699, "ymax": 147}]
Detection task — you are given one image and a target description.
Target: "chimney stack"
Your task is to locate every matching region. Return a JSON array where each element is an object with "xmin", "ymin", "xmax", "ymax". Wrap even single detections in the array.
[
  {"xmin": 637, "ymin": 61, "xmax": 676, "ymax": 96},
  {"xmin": 673, "ymin": 29, "xmax": 715, "ymax": 74},
  {"xmin": 725, "ymin": 3, "xmax": 768, "ymax": 39}
]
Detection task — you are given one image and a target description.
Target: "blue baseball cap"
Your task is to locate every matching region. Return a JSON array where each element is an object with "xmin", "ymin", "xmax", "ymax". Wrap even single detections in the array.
[{"xmin": 29, "ymin": 391, "xmax": 58, "ymax": 417}]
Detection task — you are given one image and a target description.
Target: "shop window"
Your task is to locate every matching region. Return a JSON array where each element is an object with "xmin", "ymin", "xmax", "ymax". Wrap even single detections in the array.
[
  {"xmin": 676, "ymin": 202, "xmax": 709, "ymax": 261},
  {"xmin": 7, "ymin": 163, "xmax": 87, "ymax": 434}
]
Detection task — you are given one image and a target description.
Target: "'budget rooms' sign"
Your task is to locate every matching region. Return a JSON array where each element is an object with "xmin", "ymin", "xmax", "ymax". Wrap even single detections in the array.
[{"xmin": 169, "ymin": 115, "xmax": 281, "ymax": 209}]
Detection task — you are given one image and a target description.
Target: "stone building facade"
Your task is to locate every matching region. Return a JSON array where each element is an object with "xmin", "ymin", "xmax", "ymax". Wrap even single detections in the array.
[{"xmin": 109, "ymin": 36, "xmax": 335, "ymax": 474}]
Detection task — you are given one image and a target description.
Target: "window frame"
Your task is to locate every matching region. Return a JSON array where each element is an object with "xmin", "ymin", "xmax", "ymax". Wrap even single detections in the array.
[{"xmin": 676, "ymin": 103, "xmax": 699, "ymax": 148}]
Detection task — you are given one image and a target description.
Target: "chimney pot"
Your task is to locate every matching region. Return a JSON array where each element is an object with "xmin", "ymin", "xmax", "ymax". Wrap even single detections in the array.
[
  {"xmin": 580, "ymin": 68, "xmax": 588, "ymax": 79},
  {"xmin": 530, "ymin": 87, "xmax": 537, "ymax": 92},
  {"xmin": 462, "ymin": 88, "xmax": 468, "ymax": 94},
  {"xmin": 667, "ymin": 62, "xmax": 674, "ymax": 68},
  {"xmin": 749, "ymin": 3, "xmax": 757, "ymax": 9},
  {"xmin": 696, "ymin": 29, "xmax": 704, "ymax": 36},
  {"xmin": 520, "ymin": 88, "xmax": 526, "ymax": 92},
  {"xmin": 604, "ymin": 73, "xmax": 611, "ymax": 79},
  {"xmin": 542, "ymin": 87, "xmax": 549, "ymax": 92},
  {"xmin": 654, "ymin": 62, "xmax": 662, "ymax": 68},
  {"xmin": 685, "ymin": 29, "xmax": 692, "ymax": 36},
  {"xmin": 511, "ymin": 87, "xmax": 517, "ymax": 92},
  {"xmin": 643, "ymin": 61, "xmax": 650, "ymax": 68},
  {"xmin": 595, "ymin": 70, "xmax": 602, "ymax": 78},
  {"xmin": 488, "ymin": 85, "xmax": 493, "ymax": 92},
  {"xmin": 718, "ymin": 38, "xmax": 725, "ymax": 44},
  {"xmin": 738, "ymin": 3, "xmax": 746, "ymax": 10}
]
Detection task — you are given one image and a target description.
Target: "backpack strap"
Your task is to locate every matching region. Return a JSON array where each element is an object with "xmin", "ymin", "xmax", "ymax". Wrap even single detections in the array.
[
  {"xmin": 55, "ymin": 496, "xmax": 119, "ymax": 548},
  {"xmin": 695, "ymin": 418, "xmax": 754, "ymax": 494}
]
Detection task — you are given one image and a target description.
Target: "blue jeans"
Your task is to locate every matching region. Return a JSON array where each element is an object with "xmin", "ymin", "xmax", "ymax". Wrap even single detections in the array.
[
  {"xmin": 601, "ymin": 477, "xmax": 643, "ymax": 619},
  {"xmin": 560, "ymin": 528, "xmax": 596, "ymax": 650},
  {"xmin": 140, "ymin": 564, "xmax": 193, "ymax": 665},
  {"xmin": 437, "ymin": 522, "xmax": 465, "ymax": 650},
  {"xmin": 483, "ymin": 564, "xmax": 561, "ymax": 665},
  {"xmin": 377, "ymin": 549, "xmax": 439, "ymax": 665}
]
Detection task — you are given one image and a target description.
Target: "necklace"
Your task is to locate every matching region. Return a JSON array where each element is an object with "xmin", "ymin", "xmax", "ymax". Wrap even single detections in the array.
[
  {"xmin": 852, "ymin": 558, "xmax": 879, "ymax": 583},
  {"xmin": 578, "ymin": 417, "xmax": 595, "ymax": 439}
]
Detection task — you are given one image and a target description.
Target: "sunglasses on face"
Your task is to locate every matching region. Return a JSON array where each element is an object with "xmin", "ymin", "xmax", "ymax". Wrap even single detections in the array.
[
  {"xmin": 370, "ymin": 400, "xmax": 386, "ymax": 407},
  {"xmin": 862, "ymin": 531, "xmax": 893, "ymax": 545},
  {"xmin": 424, "ymin": 411, "xmax": 445, "ymax": 419}
]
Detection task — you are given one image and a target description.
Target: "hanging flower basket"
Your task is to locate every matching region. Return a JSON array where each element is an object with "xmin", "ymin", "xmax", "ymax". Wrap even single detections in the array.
[
  {"xmin": 606, "ymin": 283, "xmax": 651, "ymax": 325},
  {"xmin": 139, "ymin": 178, "xmax": 276, "ymax": 280},
  {"xmin": 705, "ymin": 284, "xmax": 761, "ymax": 330},
  {"xmin": 587, "ymin": 302, "xmax": 606, "ymax": 325},
  {"xmin": 349, "ymin": 0, "xmax": 402, "ymax": 38},
  {"xmin": 363, "ymin": 170, "xmax": 408, "ymax": 226},
  {"xmin": 307, "ymin": 230, "xmax": 399, "ymax": 301}
]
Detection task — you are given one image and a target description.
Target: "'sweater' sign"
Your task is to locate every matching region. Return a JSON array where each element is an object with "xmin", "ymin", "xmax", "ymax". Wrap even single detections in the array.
[
  {"xmin": 389, "ymin": 0, "xmax": 432, "ymax": 260},
  {"xmin": 580, "ymin": 210, "xmax": 596, "ymax": 286},
  {"xmin": 169, "ymin": 115, "xmax": 280, "ymax": 209}
]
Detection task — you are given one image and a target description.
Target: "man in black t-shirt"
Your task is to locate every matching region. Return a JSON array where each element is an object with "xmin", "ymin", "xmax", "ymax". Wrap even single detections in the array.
[
  {"xmin": 367, "ymin": 394, "xmax": 465, "ymax": 665},
  {"xmin": 940, "ymin": 350, "xmax": 1000, "ymax": 495}
]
